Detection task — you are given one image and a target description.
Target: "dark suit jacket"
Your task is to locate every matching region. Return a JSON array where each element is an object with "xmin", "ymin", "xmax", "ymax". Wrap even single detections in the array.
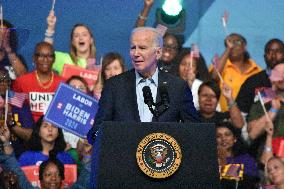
[{"xmin": 88, "ymin": 69, "xmax": 200, "ymax": 143}]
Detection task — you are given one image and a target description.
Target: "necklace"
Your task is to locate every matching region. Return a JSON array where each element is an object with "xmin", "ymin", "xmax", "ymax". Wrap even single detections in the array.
[{"xmin": 35, "ymin": 71, "xmax": 54, "ymax": 89}]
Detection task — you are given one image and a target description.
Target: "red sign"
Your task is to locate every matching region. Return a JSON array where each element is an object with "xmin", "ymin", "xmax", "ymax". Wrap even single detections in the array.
[
  {"xmin": 272, "ymin": 137, "xmax": 284, "ymax": 157},
  {"xmin": 21, "ymin": 164, "xmax": 77, "ymax": 188},
  {"xmin": 62, "ymin": 64, "xmax": 101, "ymax": 90}
]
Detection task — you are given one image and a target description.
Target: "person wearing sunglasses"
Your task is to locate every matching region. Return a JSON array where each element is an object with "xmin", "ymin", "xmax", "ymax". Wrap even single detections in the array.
[{"xmin": 210, "ymin": 33, "xmax": 262, "ymax": 112}]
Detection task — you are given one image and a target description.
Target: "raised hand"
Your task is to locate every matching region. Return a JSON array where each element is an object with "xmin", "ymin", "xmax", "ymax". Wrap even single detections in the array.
[
  {"xmin": 0, "ymin": 125, "xmax": 11, "ymax": 143},
  {"xmin": 186, "ymin": 67, "xmax": 196, "ymax": 87},
  {"xmin": 225, "ymin": 37, "xmax": 234, "ymax": 50},
  {"xmin": 2, "ymin": 29, "xmax": 11, "ymax": 53},
  {"xmin": 222, "ymin": 82, "xmax": 233, "ymax": 101},
  {"xmin": 144, "ymin": 0, "xmax": 154, "ymax": 7},
  {"xmin": 47, "ymin": 10, "xmax": 57, "ymax": 31}
]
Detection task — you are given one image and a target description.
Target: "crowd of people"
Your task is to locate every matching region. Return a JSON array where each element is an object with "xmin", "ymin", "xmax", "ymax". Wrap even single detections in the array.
[{"xmin": 0, "ymin": 0, "xmax": 284, "ymax": 188}]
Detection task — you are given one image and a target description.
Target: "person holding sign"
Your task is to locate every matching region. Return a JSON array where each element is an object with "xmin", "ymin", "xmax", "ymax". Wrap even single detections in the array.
[
  {"xmin": 236, "ymin": 39, "xmax": 284, "ymax": 115},
  {"xmin": 18, "ymin": 116, "xmax": 74, "ymax": 166},
  {"xmin": 216, "ymin": 122, "xmax": 259, "ymax": 188},
  {"xmin": 0, "ymin": 120, "xmax": 91, "ymax": 189},
  {"xmin": 13, "ymin": 42, "xmax": 63, "ymax": 122},
  {"xmin": 197, "ymin": 81, "xmax": 244, "ymax": 129},
  {"xmin": 65, "ymin": 76, "xmax": 92, "ymax": 173},
  {"xmin": 88, "ymin": 27, "xmax": 199, "ymax": 144},
  {"xmin": 210, "ymin": 33, "xmax": 261, "ymax": 112},
  {"xmin": 0, "ymin": 67, "xmax": 34, "ymax": 158},
  {"xmin": 247, "ymin": 63, "xmax": 284, "ymax": 141},
  {"xmin": 176, "ymin": 48, "xmax": 210, "ymax": 109},
  {"xmin": 44, "ymin": 10, "xmax": 96, "ymax": 75}
]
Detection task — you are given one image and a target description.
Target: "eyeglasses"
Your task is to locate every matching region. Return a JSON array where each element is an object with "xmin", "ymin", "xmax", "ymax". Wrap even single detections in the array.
[
  {"xmin": 35, "ymin": 53, "xmax": 55, "ymax": 60},
  {"xmin": 232, "ymin": 39, "xmax": 243, "ymax": 46},
  {"xmin": 163, "ymin": 45, "xmax": 178, "ymax": 52},
  {"xmin": 266, "ymin": 48, "xmax": 284, "ymax": 55}
]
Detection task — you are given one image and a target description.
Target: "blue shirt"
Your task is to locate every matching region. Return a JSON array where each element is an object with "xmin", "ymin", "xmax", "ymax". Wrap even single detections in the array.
[
  {"xmin": 18, "ymin": 151, "xmax": 75, "ymax": 166},
  {"xmin": 135, "ymin": 68, "xmax": 158, "ymax": 122}
]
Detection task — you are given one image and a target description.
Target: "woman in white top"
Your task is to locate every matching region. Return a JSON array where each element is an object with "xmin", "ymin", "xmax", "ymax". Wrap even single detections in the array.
[{"xmin": 176, "ymin": 48, "xmax": 210, "ymax": 109}]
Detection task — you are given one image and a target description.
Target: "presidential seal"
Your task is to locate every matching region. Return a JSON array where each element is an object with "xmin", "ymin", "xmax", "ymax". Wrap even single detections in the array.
[{"xmin": 136, "ymin": 133, "xmax": 182, "ymax": 179}]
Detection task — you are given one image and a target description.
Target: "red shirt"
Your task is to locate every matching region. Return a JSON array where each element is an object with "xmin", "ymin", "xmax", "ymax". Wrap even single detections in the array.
[{"xmin": 13, "ymin": 71, "xmax": 64, "ymax": 122}]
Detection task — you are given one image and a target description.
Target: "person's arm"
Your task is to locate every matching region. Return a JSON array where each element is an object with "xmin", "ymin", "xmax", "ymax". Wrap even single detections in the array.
[
  {"xmin": 181, "ymin": 81, "xmax": 200, "ymax": 122},
  {"xmin": 87, "ymin": 78, "xmax": 115, "ymax": 144},
  {"xmin": 0, "ymin": 125, "xmax": 13, "ymax": 155},
  {"xmin": 44, "ymin": 10, "xmax": 56, "ymax": 44},
  {"xmin": 2, "ymin": 32, "xmax": 27, "ymax": 77},
  {"xmin": 222, "ymin": 82, "xmax": 244, "ymax": 128},
  {"xmin": 6, "ymin": 51, "xmax": 27, "ymax": 77},
  {"xmin": 211, "ymin": 37, "xmax": 233, "ymax": 82},
  {"xmin": 248, "ymin": 99, "xmax": 280, "ymax": 140},
  {"xmin": 0, "ymin": 125, "xmax": 35, "ymax": 189},
  {"xmin": 10, "ymin": 127, "xmax": 33, "ymax": 141},
  {"xmin": 135, "ymin": 0, "xmax": 154, "ymax": 27},
  {"xmin": 260, "ymin": 120, "xmax": 274, "ymax": 165},
  {"xmin": 69, "ymin": 158, "xmax": 91, "ymax": 189},
  {"xmin": 185, "ymin": 68, "xmax": 196, "ymax": 88},
  {"xmin": 70, "ymin": 140, "xmax": 92, "ymax": 189}
]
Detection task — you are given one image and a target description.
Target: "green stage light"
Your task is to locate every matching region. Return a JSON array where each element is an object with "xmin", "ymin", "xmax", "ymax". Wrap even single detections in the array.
[
  {"xmin": 162, "ymin": 0, "xmax": 182, "ymax": 16},
  {"xmin": 155, "ymin": 0, "xmax": 185, "ymax": 34}
]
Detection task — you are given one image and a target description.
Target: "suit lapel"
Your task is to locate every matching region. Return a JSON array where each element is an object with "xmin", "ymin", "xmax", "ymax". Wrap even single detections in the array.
[
  {"xmin": 156, "ymin": 71, "xmax": 169, "ymax": 103},
  {"xmin": 152, "ymin": 71, "xmax": 169, "ymax": 121},
  {"xmin": 127, "ymin": 69, "xmax": 140, "ymax": 121}
]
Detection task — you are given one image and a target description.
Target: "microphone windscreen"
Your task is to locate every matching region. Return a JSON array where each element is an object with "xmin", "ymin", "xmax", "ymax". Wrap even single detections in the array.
[{"xmin": 142, "ymin": 86, "xmax": 154, "ymax": 105}]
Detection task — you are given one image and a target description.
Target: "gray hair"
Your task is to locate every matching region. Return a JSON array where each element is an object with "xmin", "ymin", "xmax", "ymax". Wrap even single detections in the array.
[{"xmin": 131, "ymin": 27, "xmax": 163, "ymax": 48}]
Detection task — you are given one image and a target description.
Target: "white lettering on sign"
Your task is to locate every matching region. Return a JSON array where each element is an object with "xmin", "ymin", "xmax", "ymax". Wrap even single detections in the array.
[{"xmin": 63, "ymin": 103, "xmax": 90, "ymax": 125}]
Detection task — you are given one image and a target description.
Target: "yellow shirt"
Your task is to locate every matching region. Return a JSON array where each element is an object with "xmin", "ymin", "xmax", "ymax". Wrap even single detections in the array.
[{"xmin": 210, "ymin": 59, "xmax": 261, "ymax": 112}]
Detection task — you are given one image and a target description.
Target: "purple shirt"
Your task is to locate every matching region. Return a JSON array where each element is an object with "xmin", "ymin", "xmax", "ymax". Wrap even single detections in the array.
[{"xmin": 226, "ymin": 153, "xmax": 259, "ymax": 177}]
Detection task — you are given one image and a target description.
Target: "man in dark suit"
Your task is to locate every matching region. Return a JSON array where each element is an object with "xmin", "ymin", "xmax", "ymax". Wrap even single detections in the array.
[{"xmin": 88, "ymin": 27, "xmax": 199, "ymax": 144}]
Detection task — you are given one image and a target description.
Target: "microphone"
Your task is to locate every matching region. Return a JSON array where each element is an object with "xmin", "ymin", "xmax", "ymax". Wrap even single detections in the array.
[
  {"xmin": 142, "ymin": 86, "xmax": 157, "ymax": 117},
  {"xmin": 142, "ymin": 86, "xmax": 154, "ymax": 106}
]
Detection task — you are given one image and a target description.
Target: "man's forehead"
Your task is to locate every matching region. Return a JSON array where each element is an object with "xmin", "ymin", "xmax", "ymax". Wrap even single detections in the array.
[{"xmin": 132, "ymin": 30, "xmax": 155, "ymax": 40}]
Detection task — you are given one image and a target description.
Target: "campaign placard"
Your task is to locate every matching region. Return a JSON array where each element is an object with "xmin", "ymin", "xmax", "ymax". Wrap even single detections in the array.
[
  {"xmin": 22, "ymin": 164, "xmax": 77, "ymax": 188},
  {"xmin": 61, "ymin": 64, "xmax": 100, "ymax": 90},
  {"xmin": 44, "ymin": 83, "xmax": 98, "ymax": 138}
]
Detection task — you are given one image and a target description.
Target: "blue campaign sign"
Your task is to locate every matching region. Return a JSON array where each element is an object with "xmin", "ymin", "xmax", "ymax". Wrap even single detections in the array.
[{"xmin": 44, "ymin": 82, "xmax": 98, "ymax": 138}]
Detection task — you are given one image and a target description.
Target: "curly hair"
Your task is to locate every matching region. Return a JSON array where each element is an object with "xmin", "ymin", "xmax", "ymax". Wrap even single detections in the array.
[{"xmin": 39, "ymin": 151, "xmax": 65, "ymax": 181}]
